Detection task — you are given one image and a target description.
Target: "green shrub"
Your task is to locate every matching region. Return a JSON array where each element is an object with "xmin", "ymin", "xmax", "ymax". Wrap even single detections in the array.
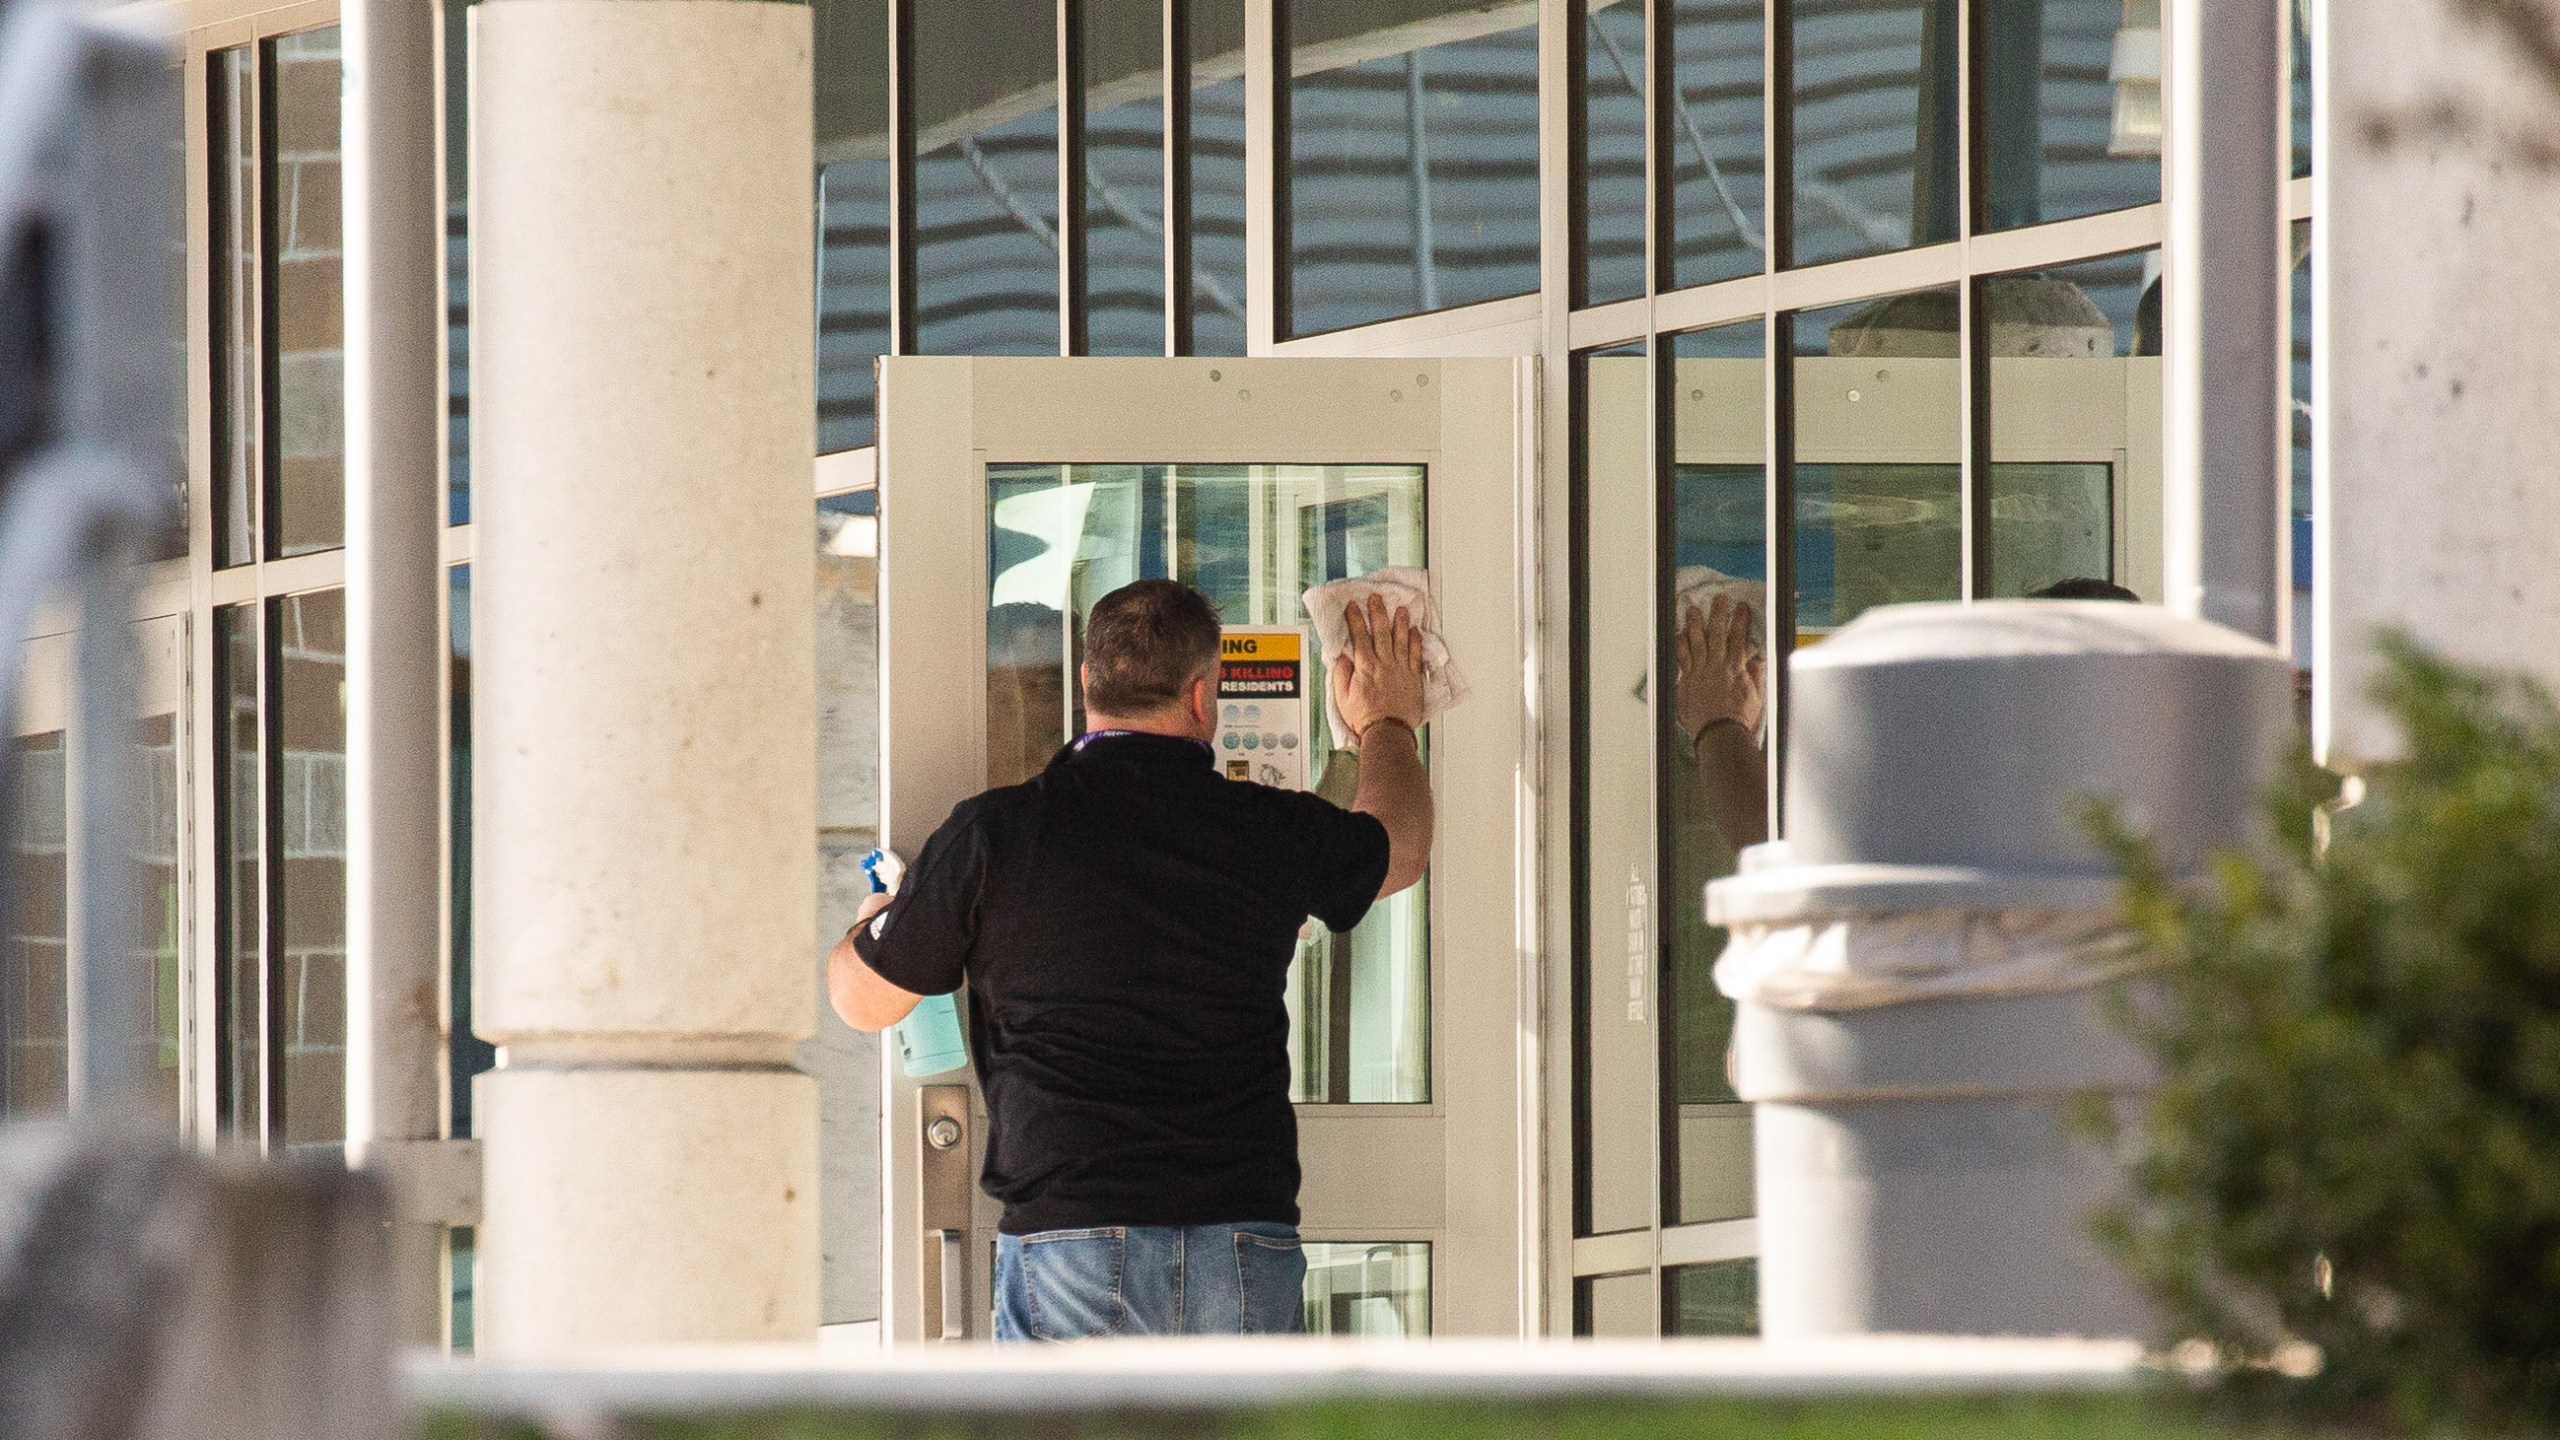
[{"xmin": 2091, "ymin": 634, "xmax": 2560, "ymax": 1430}]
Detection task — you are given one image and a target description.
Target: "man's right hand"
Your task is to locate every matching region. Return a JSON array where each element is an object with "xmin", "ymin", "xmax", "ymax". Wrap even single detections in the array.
[
  {"xmin": 1331, "ymin": 594, "xmax": 1429, "ymax": 747},
  {"xmin": 1334, "ymin": 594, "xmax": 1436, "ymax": 897}
]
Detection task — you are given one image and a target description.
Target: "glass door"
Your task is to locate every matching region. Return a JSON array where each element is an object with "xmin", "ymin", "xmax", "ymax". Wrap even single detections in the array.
[
  {"xmin": 874, "ymin": 357, "xmax": 1533, "ymax": 1343},
  {"xmin": 986, "ymin": 464, "xmax": 1430, "ymax": 1107}
]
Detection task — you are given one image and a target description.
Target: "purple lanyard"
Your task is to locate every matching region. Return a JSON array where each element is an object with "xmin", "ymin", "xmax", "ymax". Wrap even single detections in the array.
[{"xmin": 1072, "ymin": 728, "xmax": 1214, "ymax": 760}]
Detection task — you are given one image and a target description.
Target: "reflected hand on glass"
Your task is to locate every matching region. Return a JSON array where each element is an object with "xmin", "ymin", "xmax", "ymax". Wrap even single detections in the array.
[
  {"xmin": 1674, "ymin": 593, "xmax": 1765, "ymax": 742},
  {"xmin": 1332, "ymin": 595, "xmax": 1428, "ymax": 747}
]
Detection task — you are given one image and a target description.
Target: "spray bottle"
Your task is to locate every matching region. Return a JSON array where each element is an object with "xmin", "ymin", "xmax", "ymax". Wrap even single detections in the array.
[{"xmin": 866, "ymin": 847, "xmax": 971, "ymax": 1077}]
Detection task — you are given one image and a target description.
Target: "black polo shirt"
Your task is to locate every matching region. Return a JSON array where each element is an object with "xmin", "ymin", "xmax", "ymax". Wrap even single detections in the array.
[{"xmin": 852, "ymin": 730, "xmax": 1393, "ymax": 1235}]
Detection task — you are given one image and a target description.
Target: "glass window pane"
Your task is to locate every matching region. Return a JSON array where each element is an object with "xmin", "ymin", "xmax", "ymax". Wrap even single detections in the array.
[
  {"xmin": 1083, "ymin": 0, "xmax": 1167, "ymax": 356},
  {"xmin": 274, "ymin": 588, "xmax": 346, "ymax": 1147},
  {"xmin": 1576, "ymin": 0, "xmax": 1646, "ymax": 307},
  {"xmin": 1575, "ymin": 1270, "xmax": 1655, "ymax": 1336},
  {"xmin": 136, "ymin": 621, "xmax": 184, "ymax": 1123},
  {"xmin": 214, "ymin": 604, "xmax": 262, "ymax": 1135},
  {"xmin": 1981, "ymin": 249, "xmax": 2160, "ymax": 601},
  {"xmin": 985, "ymin": 463, "xmax": 1429, "ymax": 1105},
  {"xmin": 2290, "ymin": 221, "xmax": 2311, "ymax": 700},
  {"xmin": 1664, "ymin": 0, "xmax": 1768, "ymax": 288},
  {"xmin": 1185, "ymin": 0, "xmax": 1248, "ymax": 356},
  {"xmin": 2289, "ymin": 0, "xmax": 2311, "ymax": 179},
  {"xmin": 1664, "ymin": 320, "xmax": 1762, "ymax": 1226},
  {"xmin": 817, "ymin": 0, "xmax": 893, "ymax": 447},
  {"xmin": 1786, "ymin": 0, "xmax": 1959, "ymax": 266},
  {"xmin": 445, "ymin": 2, "xmax": 472, "ymax": 520},
  {"xmin": 1979, "ymin": 0, "xmax": 2162, "ymax": 231},
  {"xmin": 6, "ymin": 731, "xmax": 68, "ymax": 1117},
  {"xmin": 1572, "ymin": 341, "xmax": 1653, "ymax": 1237},
  {"xmin": 1283, "ymin": 1, "xmax": 1540, "ymax": 337},
  {"xmin": 267, "ymin": 28, "xmax": 346, "ymax": 559},
  {"xmin": 814, "ymin": 491, "xmax": 884, "ymax": 1323},
  {"xmin": 1303, "ymin": 1241, "xmax": 1429, "ymax": 1336},
  {"xmin": 450, "ymin": 1225, "xmax": 478, "ymax": 1355},
  {"xmin": 448, "ymin": 565, "xmax": 495, "ymax": 1136},
  {"xmin": 1789, "ymin": 288, "xmax": 1962, "ymax": 637},
  {"xmin": 210, "ymin": 45, "xmax": 258, "ymax": 568},
  {"xmin": 916, "ymin": 2, "xmax": 1061, "ymax": 356},
  {"xmin": 1666, "ymin": 1256, "xmax": 1759, "ymax": 1334}
]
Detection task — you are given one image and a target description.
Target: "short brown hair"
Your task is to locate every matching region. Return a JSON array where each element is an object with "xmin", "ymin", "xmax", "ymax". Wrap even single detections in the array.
[{"xmin": 1082, "ymin": 580, "xmax": 1221, "ymax": 715}]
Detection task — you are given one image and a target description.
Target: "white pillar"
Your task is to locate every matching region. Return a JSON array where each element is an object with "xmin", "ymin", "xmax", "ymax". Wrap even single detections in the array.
[
  {"xmin": 2161, "ymin": 0, "xmax": 2288, "ymax": 640},
  {"xmin": 2318, "ymin": 1, "xmax": 2560, "ymax": 761},
  {"xmin": 469, "ymin": 0, "xmax": 817, "ymax": 1352},
  {"xmin": 342, "ymin": 0, "xmax": 451, "ymax": 1346}
]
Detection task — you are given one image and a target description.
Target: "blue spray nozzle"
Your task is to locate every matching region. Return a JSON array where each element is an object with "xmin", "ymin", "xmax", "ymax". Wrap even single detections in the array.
[{"xmin": 862, "ymin": 847, "xmax": 905, "ymax": 895}]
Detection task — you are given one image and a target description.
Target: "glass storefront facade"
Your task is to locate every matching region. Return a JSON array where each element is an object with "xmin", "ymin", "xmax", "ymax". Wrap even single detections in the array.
[{"xmin": 48, "ymin": 0, "xmax": 2319, "ymax": 1346}]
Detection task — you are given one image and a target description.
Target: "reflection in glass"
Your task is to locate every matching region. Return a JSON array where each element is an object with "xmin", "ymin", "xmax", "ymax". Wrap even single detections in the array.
[
  {"xmin": 5, "ymin": 733, "xmax": 67, "ymax": 1116},
  {"xmin": 1303, "ymin": 1241, "xmax": 1429, "ymax": 1336},
  {"xmin": 1789, "ymin": 289, "xmax": 1962, "ymax": 635},
  {"xmin": 2290, "ymin": 221, "xmax": 2312, "ymax": 688},
  {"xmin": 816, "ymin": 0, "xmax": 891, "ymax": 448},
  {"xmin": 1576, "ymin": 0, "xmax": 1646, "ymax": 306},
  {"xmin": 915, "ymin": 2, "xmax": 1060, "ymax": 355},
  {"xmin": 1283, "ymin": 1, "xmax": 1540, "ymax": 336},
  {"xmin": 2290, "ymin": 0, "xmax": 2312, "ymax": 179},
  {"xmin": 1664, "ymin": 0, "xmax": 1767, "ymax": 288},
  {"xmin": 267, "ymin": 28, "xmax": 346, "ymax": 558},
  {"xmin": 215, "ymin": 604, "xmax": 262, "ymax": 1136},
  {"xmin": 813, "ymin": 492, "xmax": 885, "ymax": 1323},
  {"xmin": 1992, "ymin": 464, "xmax": 2113, "ymax": 594},
  {"xmin": 1978, "ymin": 0, "xmax": 2162, "ymax": 231},
  {"xmin": 1664, "ymin": 321, "xmax": 1763, "ymax": 1226},
  {"xmin": 984, "ymin": 463, "xmax": 1429, "ymax": 1104},
  {"xmin": 444, "ymin": 2, "xmax": 472, "ymax": 519},
  {"xmin": 450, "ymin": 1225, "xmax": 478, "ymax": 1355},
  {"xmin": 1787, "ymin": 0, "xmax": 1959, "ymax": 265},
  {"xmin": 1666, "ymin": 1257, "xmax": 1759, "ymax": 1333},
  {"xmin": 137, "ymin": 670, "xmax": 183, "ymax": 1121},
  {"xmin": 1572, "ymin": 342, "xmax": 1652, "ymax": 1237},
  {"xmin": 1981, "ymin": 249, "xmax": 2161, "ymax": 600},
  {"xmin": 274, "ymin": 589, "xmax": 346, "ymax": 1146},
  {"xmin": 1186, "ymin": 1, "xmax": 1249, "ymax": 355},
  {"xmin": 1575, "ymin": 1270, "xmax": 1654, "ymax": 1336},
  {"xmin": 210, "ymin": 46, "xmax": 258, "ymax": 568},
  {"xmin": 1084, "ymin": 0, "xmax": 1167, "ymax": 355},
  {"xmin": 448, "ymin": 566, "xmax": 495, "ymax": 1135}
]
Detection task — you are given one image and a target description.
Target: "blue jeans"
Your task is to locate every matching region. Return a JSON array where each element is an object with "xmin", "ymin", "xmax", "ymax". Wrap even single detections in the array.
[{"xmin": 994, "ymin": 1222, "xmax": 1307, "ymax": 1341}]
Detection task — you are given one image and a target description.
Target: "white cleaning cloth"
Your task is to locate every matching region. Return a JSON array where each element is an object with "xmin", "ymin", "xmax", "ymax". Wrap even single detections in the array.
[
  {"xmin": 1302, "ymin": 566, "xmax": 1469, "ymax": 743},
  {"xmin": 1673, "ymin": 566, "xmax": 1768, "ymax": 653}
]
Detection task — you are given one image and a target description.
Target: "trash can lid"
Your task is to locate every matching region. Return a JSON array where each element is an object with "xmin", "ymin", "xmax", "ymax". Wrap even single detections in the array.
[{"xmin": 1795, "ymin": 600, "xmax": 2281, "ymax": 673}]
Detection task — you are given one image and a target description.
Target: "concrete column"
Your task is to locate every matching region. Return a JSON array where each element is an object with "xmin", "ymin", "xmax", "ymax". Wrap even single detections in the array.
[
  {"xmin": 2161, "ymin": 0, "xmax": 2288, "ymax": 641},
  {"xmin": 2319, "ymin": 0, "xmax": 2560, "ymax": 761},
  {"xmin": 469, "ymin": 0, "xmax": 817, "ymax": 1352},
  {"xmin": 342, "ymin": 0, "xmax": 452, "ymax": 1345}
]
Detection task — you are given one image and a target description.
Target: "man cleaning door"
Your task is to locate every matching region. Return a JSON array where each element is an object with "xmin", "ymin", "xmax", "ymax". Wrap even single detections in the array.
[{"xmin": 828, "ymin": 579, "xmax": 1436, "ymax": 1340}]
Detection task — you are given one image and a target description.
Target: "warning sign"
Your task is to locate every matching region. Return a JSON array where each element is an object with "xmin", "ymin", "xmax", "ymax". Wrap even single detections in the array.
[{"xmin": 1213, "ymin": 627, "xmax": 1311, "ymax": 790}]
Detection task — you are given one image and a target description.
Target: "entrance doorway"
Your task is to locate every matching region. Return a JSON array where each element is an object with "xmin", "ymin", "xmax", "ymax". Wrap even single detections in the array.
[{"xmin": 872, "ymin": 356, "xmax": 1535, "ymax": 1342}]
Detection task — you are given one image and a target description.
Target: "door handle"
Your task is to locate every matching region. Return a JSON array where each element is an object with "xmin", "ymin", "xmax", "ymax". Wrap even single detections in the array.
[
  {"xmin": 932, "ymin": 1227, "xmax": 965, "ymax": 1341},
  {"xmin": 917, "ymin": 1084, "xmax": 972, "ymax": 1341}
]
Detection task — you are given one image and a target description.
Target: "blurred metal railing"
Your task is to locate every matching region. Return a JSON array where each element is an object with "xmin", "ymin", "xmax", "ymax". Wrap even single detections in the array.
[
  {"xmin": 0, "ymin": 0, "xmax": 180, "ymax": 1115},
  {"xmin": 0, "ymin": 6, "xmax": 393, "ymax": 1436}
]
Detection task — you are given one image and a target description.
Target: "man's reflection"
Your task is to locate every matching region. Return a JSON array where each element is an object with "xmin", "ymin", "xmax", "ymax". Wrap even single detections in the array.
[{"xmin": 1673, "ymin": 592, "xmax": 1768, "ymax": 855}]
